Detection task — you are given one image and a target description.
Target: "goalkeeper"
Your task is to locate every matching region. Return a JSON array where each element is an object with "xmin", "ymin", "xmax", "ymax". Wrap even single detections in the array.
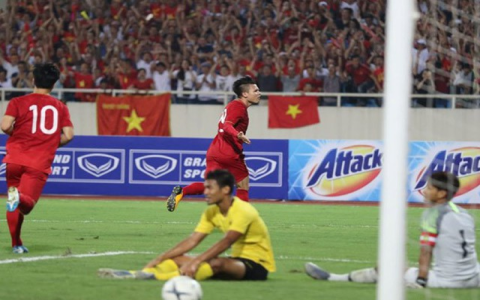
[{"xmin": 305, "ymin": 171, "xmax": 480, "ymax": 288}]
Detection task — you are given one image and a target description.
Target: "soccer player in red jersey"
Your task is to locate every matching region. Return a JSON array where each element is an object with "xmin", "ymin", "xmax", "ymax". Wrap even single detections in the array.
[
  {"xmin": 166, "ymin": 76, "xmax": 261, "ymax": 212},
  {"xmin": 1, "ymin": 63, "xmax": 74, "ymax": 253}
]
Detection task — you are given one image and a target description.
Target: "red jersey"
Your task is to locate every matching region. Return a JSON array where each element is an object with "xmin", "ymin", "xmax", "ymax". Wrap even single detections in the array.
[
  {"xmin": 372, "ymin": 67, "xmax": 384, "ymax": 89},
  {"xmin": 297, "ymin": 78, "xmax": 323, "ymax": 91},
  {"xmin": 3, "ymin": 94, "xmax": 73, "ymax": 174},
  {"xmin": 345, "ymin": 64, "xmax": 371, "ymax": 86},
  {"xmin": 74, "ymin": 72, "xmax": 95, "ymax": 102},
  {"xmin": 132, "ymin": 78, "xmax": 154, "ymax": 90},
  {"xmin": 207, "ymin": 100, "xmax": 249, "ymax": 159}
]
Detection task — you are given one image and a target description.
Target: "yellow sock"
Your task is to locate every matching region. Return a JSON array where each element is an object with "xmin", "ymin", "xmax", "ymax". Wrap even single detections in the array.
[
  {"xmin": 176, "ymin": 192, "xmax": 184, "ymax": 204},
  {"xmin": 194, "ymin": 263, "xmax": 214, "ymax": 281},
  {"xmin": 141, "ymin": 260, "xmax": 180, "ymax": 280},
  {"xmin": 157, "ymin": 259, "xmax": 179, "ymax": 273},
  {"xmin": 153, "ymin": 270, "xmax": 180, "ymax": 280},
  {"xmin": 142, "ymin": 259, "xmax": 178, "ymax": 274}
]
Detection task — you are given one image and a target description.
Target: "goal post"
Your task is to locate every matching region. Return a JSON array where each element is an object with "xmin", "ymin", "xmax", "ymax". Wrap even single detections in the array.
[{"xmin": 377, "ymin": 0, "xmax": 416, "ymax": 300}]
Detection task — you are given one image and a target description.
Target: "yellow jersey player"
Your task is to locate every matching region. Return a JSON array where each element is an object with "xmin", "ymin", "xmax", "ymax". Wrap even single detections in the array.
[{"xmin": 98, "ymin": 169, "xmax": 275, "ymax": 281}]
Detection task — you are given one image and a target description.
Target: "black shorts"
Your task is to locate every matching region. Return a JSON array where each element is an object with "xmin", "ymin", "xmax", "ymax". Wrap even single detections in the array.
[{"xmin": 233, "ymin": 257, "xmax": 268, "ymax": 281}]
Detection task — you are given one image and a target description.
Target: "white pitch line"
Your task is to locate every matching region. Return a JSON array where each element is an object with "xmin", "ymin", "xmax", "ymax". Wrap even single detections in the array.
[
  {"xmin": 0, "ymin": 219, "xmax": 195, "ymax": 225},
  {"xmin": 0, "ymin": 251, "xmax": 155, "ymax": 265},
  {"xmin": 276, "ymin": 255, "xmax": 373, "ymax": 264},
  {"xmin": 0, "ymin": 250, "xmax": 376, "ymax": 266}
]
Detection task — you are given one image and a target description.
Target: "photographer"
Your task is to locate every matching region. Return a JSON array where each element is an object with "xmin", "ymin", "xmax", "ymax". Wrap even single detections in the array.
[{"xmin": 414, "ymin": 67, "xmax": 436, "ymax": 107}]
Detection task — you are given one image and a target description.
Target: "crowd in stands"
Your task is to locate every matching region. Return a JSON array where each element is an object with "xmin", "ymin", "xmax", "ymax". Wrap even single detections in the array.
[{"xmin": 0, "ymin": 0, "xmax": 478, "ymax": 107}]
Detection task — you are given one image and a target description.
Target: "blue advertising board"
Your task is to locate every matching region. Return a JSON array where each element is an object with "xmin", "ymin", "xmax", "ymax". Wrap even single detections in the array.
[
  {"xmin": 3, "ymin": 134, "xmax": 478, "ymax": 202},
  {"xmin": 289, "ymin": 140, "xmax": 384, "ymax": 201},
  {"xmin": 0, "ymin": 135, "xmax": 288, "ymax": 199},
  {"xmin": 407, "ymin": 141, "xmax": 480, "ymax": 204},
  {"xmin": 289, "ymin": 140, "xmax": 480, "ymax": 203}
]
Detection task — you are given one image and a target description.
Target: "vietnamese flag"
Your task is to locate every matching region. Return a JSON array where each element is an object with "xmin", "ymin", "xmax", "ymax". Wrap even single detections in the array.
[
  {"xmin": 97, "ymin": 94, "xmax": 171, "ymax": 136},
  {"xmin": 268, "ymin": 96, "xmax": 320, "ymax": 128}
]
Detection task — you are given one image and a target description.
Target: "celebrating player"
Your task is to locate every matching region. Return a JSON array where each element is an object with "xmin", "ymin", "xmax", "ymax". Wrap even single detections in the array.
[
  {"xmin": 305, "ymin": 171, "xmax": 480, "ymax": 288},
  {"xmin": 99, "ymin": 169, "xmax": 275, "ymax": 281},
  {"xmin": 166, "ymin": 76, "xmax": 261, "ymax": 212},
  {"xmin": 2, "ymin": 63, "xmax": 74, "ymax": 254}
]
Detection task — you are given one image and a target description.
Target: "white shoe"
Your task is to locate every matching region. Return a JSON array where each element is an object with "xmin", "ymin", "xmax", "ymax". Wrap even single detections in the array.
[
  {"xmin": 305, "ymin": 262, "xmax": 331, "ymax": 280},
  {"xmin": 97, "ymin": 268, "xmax": 136, "ymax": 279},
  {"xmin": 12, "ymin": 245, "xmax": 29, "ymax": 254},
  {"xmin": 6, "ymin": 186, "xmax": 19, "ymax": 212}
]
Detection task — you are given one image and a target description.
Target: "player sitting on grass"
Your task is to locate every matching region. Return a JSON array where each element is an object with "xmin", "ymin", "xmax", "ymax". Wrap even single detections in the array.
[
  {"xmin": 99, "ymin": 169, "xmax": 275, "ymax": 281},
  {"xmin": 305, "ymin": 171, "xmax": 480, "ymax": 288}
]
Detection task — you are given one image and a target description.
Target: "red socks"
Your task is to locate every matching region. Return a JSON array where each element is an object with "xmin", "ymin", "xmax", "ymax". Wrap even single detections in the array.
[
  {"xmin": 182, "ymin": 182, "xmax": 205, "ymax": 195},
  {"xmin": 7, "ymin": 210, "xmax": 24, "ymax": 247},
  {"xmin": 236, "ymin": 189, "xmax": 249, "ymax": 202},
  {"xmin": 182, "ymin": 183, "xmax": 249, "ymax": 202},
  {"xmin": 6, "ymin": 191, "xmax": 36, "ymax": 247}
]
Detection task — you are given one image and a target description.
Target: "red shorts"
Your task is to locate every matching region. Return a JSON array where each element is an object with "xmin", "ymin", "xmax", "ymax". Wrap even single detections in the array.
[
  {"xmin": 205, "ymin": 155, "xmax": 249, "ymax": 183},
  {"xmin": 6, "ymin": 163, "xmax": 48, "ymax": 214}
]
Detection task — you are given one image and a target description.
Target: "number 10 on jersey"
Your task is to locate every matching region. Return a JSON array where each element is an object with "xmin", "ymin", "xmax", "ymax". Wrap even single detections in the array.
[{"xmin": 29, "ymin": 105, "xmax": 58, "ymax": 135}]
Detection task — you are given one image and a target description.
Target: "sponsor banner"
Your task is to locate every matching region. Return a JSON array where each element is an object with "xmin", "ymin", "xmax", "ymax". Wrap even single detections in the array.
[
  {"xmin": 408, "ymin": 142, "xmax": 480, "ymax": 204},
  {"xmin": 289, "ymin": 140, "xmax": 384, "ymax": 201},
  {"xmin": 0, "ymin": 135, "xmax": 287, "ymax": 199}
]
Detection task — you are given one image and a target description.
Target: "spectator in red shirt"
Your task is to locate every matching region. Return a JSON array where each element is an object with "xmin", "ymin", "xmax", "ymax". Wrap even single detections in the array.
[
  {"xmin": 129, "ymin": 68, "xmax": 154, "ymax": 91},
  {"xmin": 72, "ymin": 63, "xmax": 95, "ymax": 102},
  {"xmin": 117, "ymin": 59, "xmax": 137, "ymax": 90},
  {"xmin": 298, "ymin": 66, "xmax": 323, "ymax": 92},
  {"xmin": 344, "ymin": 55, "xmax": 375, "ymax": 106}
]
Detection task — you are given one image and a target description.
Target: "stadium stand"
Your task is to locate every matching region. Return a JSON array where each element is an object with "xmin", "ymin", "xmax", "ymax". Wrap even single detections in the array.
[{"xmin": 0, "ymin": 0, "xmax": 478, "ymax": 107}]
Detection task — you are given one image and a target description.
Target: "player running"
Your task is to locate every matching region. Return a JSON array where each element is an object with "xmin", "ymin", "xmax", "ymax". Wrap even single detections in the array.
[
  {"xmin": 166, "ymin": 76, "xmax": 260, "ymax": 212},
  {"xmin": 99, "ymin": 169, "xmax": 275, "ymax": 281},
  {"xmin": 305, "ymin": 171, "xmax": 480, "ymax": 288},
  {"xmin": 2, "ymin": 63, "xmax": 74, "ymax": 253}
]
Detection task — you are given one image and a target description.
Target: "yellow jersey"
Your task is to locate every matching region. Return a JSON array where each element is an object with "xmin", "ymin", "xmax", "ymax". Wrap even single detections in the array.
[{"xmin": 194, "ymin": 197, "xmax": 276, "ymax": 272}]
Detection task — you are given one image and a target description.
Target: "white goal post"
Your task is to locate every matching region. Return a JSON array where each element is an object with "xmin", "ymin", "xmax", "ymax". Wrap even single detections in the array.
[{"xmin": 377, "ymin": 0, "xmax": 416, "ymax": 300}]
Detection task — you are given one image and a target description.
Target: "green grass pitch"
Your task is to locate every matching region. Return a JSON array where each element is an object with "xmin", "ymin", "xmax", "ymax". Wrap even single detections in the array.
[{"xmin": 1, "ymin": 199, "xmax": 480, "ymax": 300}]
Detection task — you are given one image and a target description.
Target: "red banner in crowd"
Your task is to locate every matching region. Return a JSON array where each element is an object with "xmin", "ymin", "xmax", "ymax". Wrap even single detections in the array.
[
  {"xmin": 97, "ymin": 94, "xmax": 171, "ymax": 136},
  {"xmin": 268, "ymin": 96, "xmax": 320, "ymax": 128}
]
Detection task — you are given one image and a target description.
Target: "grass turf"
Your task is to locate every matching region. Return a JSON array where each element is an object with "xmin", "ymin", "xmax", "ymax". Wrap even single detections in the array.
[{"xmin": 1, "ymin": 199, "xmax": 480, "ymax": 300}]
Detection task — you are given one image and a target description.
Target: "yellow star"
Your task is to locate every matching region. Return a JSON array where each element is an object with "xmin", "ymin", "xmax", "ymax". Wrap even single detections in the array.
[
  {"xmin": 123, "ymin": 109, "xmax": 145, "ymax": 133},
  {"xmin": 286, "ymin": 104, "xmax": 302, "ymax": 119}
]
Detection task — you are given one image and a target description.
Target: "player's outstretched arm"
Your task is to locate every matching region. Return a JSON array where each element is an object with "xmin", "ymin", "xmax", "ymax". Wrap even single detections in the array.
[
  {"xmin": 237, "ymin": 132, "xmax": 251, "ymax": 144},
  {"xmin": 223, "ymin": 121, "xmax": 250, "ymax": 144},
  {"xmin": 144, "ymin": 232, "xmax": 207, "ymax": 269},
  {"xmin": 60, "ymin": 126, "xmax": 74, "ymax": 147},
  {"xmin": 180, "ymin": 230, "xmax": 242, "ymax": 277},
  {"xmin": 1, "ymin": 115, "xmax": 15, "ymax": 135}
]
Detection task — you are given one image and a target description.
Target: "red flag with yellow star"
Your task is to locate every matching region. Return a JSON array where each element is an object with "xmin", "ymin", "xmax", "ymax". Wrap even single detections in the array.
[
  {"xmin": 268, "ymin": 96, "xmax": 320, "ymax": 128},
  {"xmin": 97, "ymin": 94, "xmax": 171, "ymax": 136}
]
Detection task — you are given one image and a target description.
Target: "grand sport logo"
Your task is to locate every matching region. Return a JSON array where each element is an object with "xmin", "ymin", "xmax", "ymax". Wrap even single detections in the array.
[
  {"xmin": 135, "ymin": 155, "xmax": 177, "ymax": 179},
  {"xmin": 245, "ymin": 157, "xmax": 277, "ymax": 181},
  {"xmin": 0, "ymin": 150, "xmax": 5, "ymax": 176},
  {"xmin": 77, "ymin": 154, "xmax": 120, "ymax": 177}
]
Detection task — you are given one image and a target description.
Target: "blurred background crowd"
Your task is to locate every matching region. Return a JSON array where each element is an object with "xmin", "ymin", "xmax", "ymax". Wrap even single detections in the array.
[{"xmin": 0, "ymin": 0, "xmax": 478, "ymax": 107}]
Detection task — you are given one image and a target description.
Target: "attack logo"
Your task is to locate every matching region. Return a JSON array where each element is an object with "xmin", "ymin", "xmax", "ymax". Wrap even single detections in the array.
[
  {"xmin": 306, "ymin": 145, "xmax": 383, "ymax": 197},
  {"xmin": 414, "ymin": 147, "xmax": 480, "ymax": 197}
]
